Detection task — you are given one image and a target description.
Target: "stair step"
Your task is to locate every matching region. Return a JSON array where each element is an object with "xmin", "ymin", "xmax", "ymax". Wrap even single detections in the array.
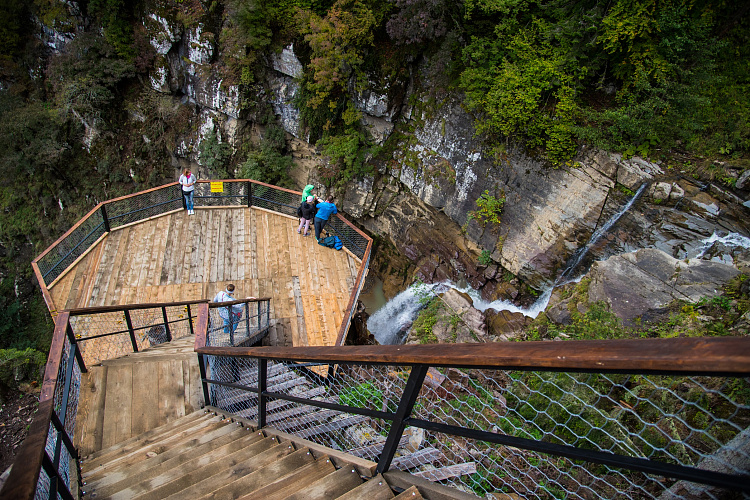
[
  {"xmin": 125, "ymin": 435, "xmax": 282, "ymax": 500},
  {"xmin": 85, "ymin": 426, "xmax": 262, "ymax": 498},
  {"xmin": 334, "ymin": 474, "xmax": 395, "ymax": 500},
  {"xmin": 266, "ymin": 397, "xmax": 338, "ymax": 425},
  {"xmin": 391, "ymin": 447, "xmax": 444, "ymax": 471},
  {"xmin": 394, "ymin": 486, "xmax": 424, "ymax": 499},
  {"xmin": 295, "ymin": 415, "xmax": 367, "ymax": 440},
  {"xmin": 191, "ymin": 446, "xmax": 315, "ymax": 500},
  {"xmin": 237, "ymin": 454, "xmax": 337, "ymax": 500},
  {"xmin": 236, "ymin": 387, "xmax": 327, "ymax": 420},
  {"xmin": 83, "ymin": 415, "xmax": 237, "ymax": 481},
  {"xmin": 273, "ymin": 409, "xmax": 340, "ymax": 433},
  {"xmin": 284, "ymin": 463, "xmax": 363, "ymax": 500},
  {"xmin": 82, "ymin": 409, "xmax": 208, "ymax": 462}
]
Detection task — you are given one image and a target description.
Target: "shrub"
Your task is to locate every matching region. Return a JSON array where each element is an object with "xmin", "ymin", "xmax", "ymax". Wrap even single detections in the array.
[
  {"xmin": 199, "ymin": 130, "xmax": 232, "ymax": 178},
  {"xmin": 468, "ymin": 190, "xmax": 505, "ymax": 227}
]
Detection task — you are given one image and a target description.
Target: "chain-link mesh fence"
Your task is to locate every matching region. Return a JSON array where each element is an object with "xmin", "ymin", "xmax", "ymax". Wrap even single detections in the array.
[
  {"xmin": 207, "ymin": 299, "xmax": 270, "ymax": 347},
  {"xmin": 249, "ymin": 182, "xmax": 300, "ymax": 217},
  {"xmin": 32, "ymin": 327, "xmax": 82, "ymax": 500},
  {"xmin": 326, "ymin": 216, "xmax": 370, "ymax": 261},
  {"xmin": 193, "ymin": 180, "xmax": 250, "ymax": 208},
  {"xmin": 201, "ymin": 354, "xmax": 750, "ymax": 499},
  {"xmin": 35, "ymin": 208, "xmax": 107, "ymax": 284},
  {"xmin": 106, "ymin": 185, "xmax": 182, "ymax": 230},
  {"xmin": 69, "ymin": 303, "xmax": 200, "ymax": 367}
]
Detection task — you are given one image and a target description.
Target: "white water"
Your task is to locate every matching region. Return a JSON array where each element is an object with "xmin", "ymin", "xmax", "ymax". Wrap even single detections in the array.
[
  {"xmin": 367, "ymin": 281, "xmax": 555, "ymax": 345},
  {"xmin": 559, "ymin": 183, "xmax": 647, "ymax": 282},
  {"xmin": 695, "ymin": 232, "xmax": 750, "ymax": 258}
]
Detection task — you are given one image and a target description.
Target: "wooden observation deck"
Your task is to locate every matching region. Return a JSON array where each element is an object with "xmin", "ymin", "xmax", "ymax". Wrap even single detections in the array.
[{"xmin": 33, "ymin": 181, "xmax": 372, "ymax": 349}]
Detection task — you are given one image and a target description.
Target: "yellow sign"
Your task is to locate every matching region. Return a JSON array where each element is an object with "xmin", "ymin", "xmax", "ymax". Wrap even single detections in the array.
[{"xmin": 210, "ymin": 181, "xmax": 224, "ymax": 193}]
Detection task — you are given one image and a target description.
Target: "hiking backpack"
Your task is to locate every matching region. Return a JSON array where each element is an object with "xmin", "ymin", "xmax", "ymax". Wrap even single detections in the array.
[{"xmin": 318, "ymin": 235, "xmax": 343, "ymax": 250}]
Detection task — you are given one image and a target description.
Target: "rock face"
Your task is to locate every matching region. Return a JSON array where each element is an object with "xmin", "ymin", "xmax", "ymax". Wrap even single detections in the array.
[{"xmin": 586, "ymin": 248, "xmax": 741, "ymax": 324}]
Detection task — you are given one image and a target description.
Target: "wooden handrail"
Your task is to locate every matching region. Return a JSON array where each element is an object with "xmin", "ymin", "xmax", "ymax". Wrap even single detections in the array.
[
  {"xmin": 195, "ymin": 336, "xmax": 750, "ymax": 375},
  {"xmin": 207, "ymin": 297, "xmax": 271, "ymax": 308},
  {"xmin": 68, "ymin": 299, "xmax": 210, "ymax": 315},
  {"xmin": 1, "ymin": 312, "xmax": 71, "ymax": 499}
]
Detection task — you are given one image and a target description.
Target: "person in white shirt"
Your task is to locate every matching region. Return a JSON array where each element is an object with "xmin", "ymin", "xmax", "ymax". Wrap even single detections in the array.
[
  {"xmin": 179, "ymin": 168, "xmax": 196, "ymax": 215},
  {"xmin": 213, "ymin": 284, "xmax": 243, "ymax": 334}
]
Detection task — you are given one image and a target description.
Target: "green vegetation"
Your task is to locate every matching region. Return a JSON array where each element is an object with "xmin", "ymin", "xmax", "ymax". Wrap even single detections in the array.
[
  {"xmin": 0, "ymin": 348, "xmax": 46, "ymax": 400},
  {"xmin": 478, "ymin": 249, "xmax": 492, "ymax": 266},
  {"xmin": 339, "ymin": 380, "xmax": 383, "ymax": 409},
  {"xmin": 199, "ymin": 130, "xmax": 233, "ymax": 178},
  {"xmin": 467, "ymin": 190, "xmax": 505, "ymax": 227},
  {"xmin": 239, "ymin": 125, "xmax": 295, "ymax": 187},
  {"xmin": 410, "ymin": 297, "xmax": 441, "ymax": 344}
]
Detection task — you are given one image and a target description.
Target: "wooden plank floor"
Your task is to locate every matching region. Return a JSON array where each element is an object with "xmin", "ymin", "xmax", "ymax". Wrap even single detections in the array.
[
  {"xmin": 73, "ymin": 337, "xmax": 204, "ymax": 457},
  {"xmin": 48, "ymin": 207, "xmax": 362, "ymax": 348}
]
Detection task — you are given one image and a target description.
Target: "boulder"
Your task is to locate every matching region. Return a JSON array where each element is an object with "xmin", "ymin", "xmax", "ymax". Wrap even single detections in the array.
[
  {"xmin": 587, "ymin": 248, "xmax": 741, "ymax": 324},
  {"xmin": 484, "ymin": 309, "xmax": 531, "ymax": 339}
]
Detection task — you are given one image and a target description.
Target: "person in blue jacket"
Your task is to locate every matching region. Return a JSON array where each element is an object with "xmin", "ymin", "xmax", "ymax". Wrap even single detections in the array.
[{"xmin": 313, "ymin": 195, "xmax": 337, "ymax": 241}]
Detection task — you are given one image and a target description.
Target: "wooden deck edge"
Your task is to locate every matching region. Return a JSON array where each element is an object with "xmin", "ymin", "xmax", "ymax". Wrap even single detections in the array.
[
  {"xmin": 47, "ymin": 232, "xmax": 109, "ymax": 290},
  {"xmin": 383, "ymin": 470, "xmax": 481, "ymax": 500},
  {"xmin": 204, "ymin": 405, "xmax": 378, "ymax": 477},
  {"xmin": 108, "ymin": 208, "xmax": 184, "ymax": 233}
]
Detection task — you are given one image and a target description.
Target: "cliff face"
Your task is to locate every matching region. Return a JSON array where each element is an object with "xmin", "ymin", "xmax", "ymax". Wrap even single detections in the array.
[{"xmin": 39, "ymin": 6, "xmax": 750, "ymax": 303}]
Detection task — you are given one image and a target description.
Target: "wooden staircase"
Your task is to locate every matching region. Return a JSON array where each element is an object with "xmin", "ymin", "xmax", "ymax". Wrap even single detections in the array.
[{"xmin": 79, "ymin": 410, "xmax": 433, "ymax": 499}]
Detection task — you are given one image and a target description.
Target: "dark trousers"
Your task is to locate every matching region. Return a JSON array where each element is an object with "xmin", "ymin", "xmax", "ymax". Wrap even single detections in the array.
[{"xmin": 314, "ymin": 217, "xmax": 328, "ymax": 240}]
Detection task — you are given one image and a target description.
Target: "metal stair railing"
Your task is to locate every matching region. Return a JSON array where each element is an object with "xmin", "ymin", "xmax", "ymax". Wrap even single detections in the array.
[
  {"xmin": 0, "ymin": 300, "xmax": 213, "ymax": 500},
  {"xmin": 195, "ymin": 337, "xmax": 750, "ymax": 499}
]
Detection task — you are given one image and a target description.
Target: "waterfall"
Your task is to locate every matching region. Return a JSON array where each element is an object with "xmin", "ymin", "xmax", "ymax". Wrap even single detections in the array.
[
  {"xmin": 368, "ymin": 183, "xmax": 650, "ymax": 343},
  {"xmin": 558, "ymin": 183, "xmax": 647, "ymax": 283},
  {"xmin": 367, "ymin": 282, "xmax": 445, "ymax": 345}
]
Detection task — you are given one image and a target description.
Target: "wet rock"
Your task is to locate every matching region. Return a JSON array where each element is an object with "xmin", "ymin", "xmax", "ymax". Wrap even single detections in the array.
[
  {"xmin": 270, "ymin": 44, "xmax": 303, "ymax": 78},
  {"xmin": 484, "ymin": 309, "xmax": 531, "ymax": 339},
  {"xmin": 587, "ymin": 248, "xmax": 741, "ymax": 324},
  {"xmin": 736, "ymin": 170, "xmax": 750, "ymax": 190}
]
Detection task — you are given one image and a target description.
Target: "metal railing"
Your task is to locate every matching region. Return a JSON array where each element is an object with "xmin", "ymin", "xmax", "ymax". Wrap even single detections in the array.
[
  {"xmin": 196, "ymin": 338, "xmax": 750, "ymax": 499},
  {"xmin": 0, "ymin": 300, "xmax": 212, "ymax": 500},
  {"xmin": 31, "ymin": 180, "xmax": 372, "ymax": 343}
]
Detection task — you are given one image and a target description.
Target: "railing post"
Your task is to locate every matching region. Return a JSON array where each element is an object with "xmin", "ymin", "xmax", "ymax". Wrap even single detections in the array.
[
  {"xmin": 180, "ymin": 184, "xmax": 186, "ymax": 210},
  {"xmin": 65, "ymin": 323, "xmax": 86, "ymax": 373},
  {"xmin": 100, "ymin": 204, "xmax": 110, "ymax": 233},
  {"xmin": 376, "ymin": 364, "xmax": 429, "ymax": 475},
  {"xmin": 247, "ymin": 181, "xmax": 253, "ymax": 207},
  {"xmin": 124, "ymin": 310, "xmax": 139, "ymax": 352},
  {"xmin": 197, "ymin": 353, "xmax": 212, "ymax": 407},
  {"xmin": 161, "ymin": 306, "xmax": 172, "ymax": 342},
  {"xmin": 187, "ymin": 304, "xmax": 195, "ymax": 336},
  {"xmin": 245, "ymin": 302, "xmax": 250, "ymax": 340},
  {"xmin": 258, "ymin": 359, "xmax": 268, "ymax": 428}
]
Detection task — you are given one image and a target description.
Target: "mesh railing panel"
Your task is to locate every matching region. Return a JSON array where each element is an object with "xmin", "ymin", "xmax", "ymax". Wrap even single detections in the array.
[
  {"xmin": 33, "ymin": 467, "xmax": 51, "ymax": 500},
  {"xmin": 105, "ymin": 185, "xmax": 182, "ymax": 229},
  {"xmin": 194, "ymin": 181, "xmax": 249, "ymax": 207},
  {"xmin": 69, "ymin": 305, "xmax": 198, "ymax": 366},
  {"xmin": 410, "ymin": 369, "xmax": 750, "ymax": 498},
  {"xmin": 202, "ymin": 354, "xmax": 750, "ymax": 499},
  {"xmin": 249, "ymin": 183, "xmax": 299, "ymax": 217},
  {"xmin": 207, "ymin": 300, "xmax": 270, "ymax": 347},
  {"xmin": 36, "ymin": 209, "xmax": 106, "ymax": 284},
  {"xmin": 326, "ymin": 216, "xmax": 369, "ymax": 260}
]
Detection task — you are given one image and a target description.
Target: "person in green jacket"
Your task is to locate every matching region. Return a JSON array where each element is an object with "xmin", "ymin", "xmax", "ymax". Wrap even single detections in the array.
[{"xmin": 301, "ymin": 184, "xmax": 315, "ymax": 204}]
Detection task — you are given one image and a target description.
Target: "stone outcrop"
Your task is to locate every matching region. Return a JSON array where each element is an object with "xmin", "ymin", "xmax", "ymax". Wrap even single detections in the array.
[{"xmin": 582, "ymin": 248, "xmax": 740, "ymax": 324}]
